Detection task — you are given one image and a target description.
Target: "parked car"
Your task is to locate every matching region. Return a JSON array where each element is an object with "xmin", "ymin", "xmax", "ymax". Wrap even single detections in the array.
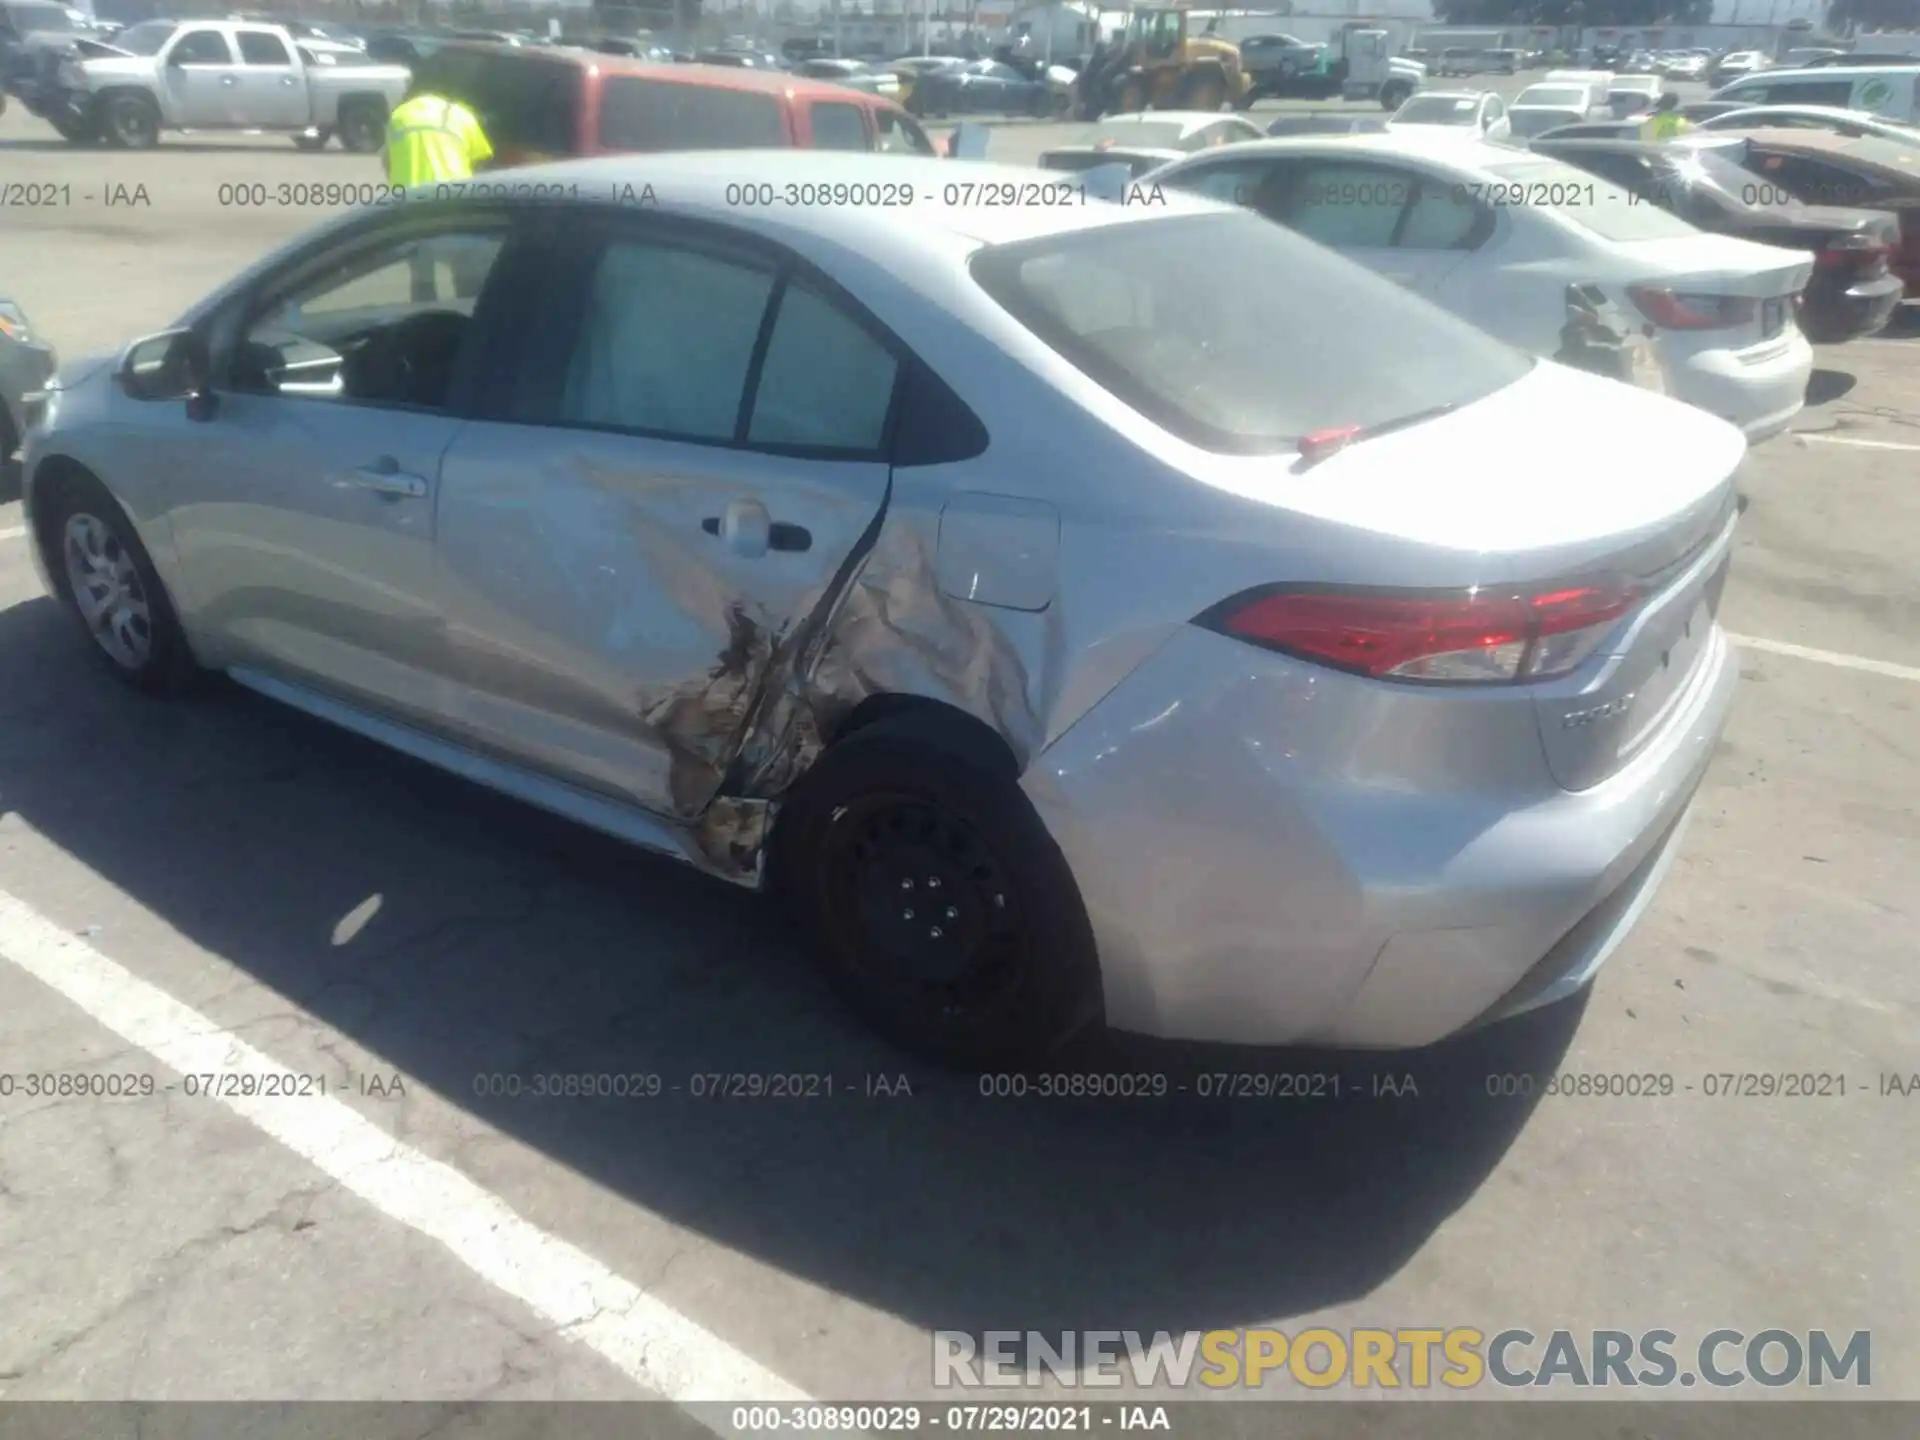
[
  {"xmin": 1037, "ymin": 109, "xmax": 1262, "ymax": 177},
  {"xmin": 1797, "ymin": 52, "xmax": 1920, "ymax": 68},
  {"xmin": 1386, "ymin": 89, "xmax": 1512, "ymax": 142},
  {"xmin": 1532, "ymin": 134, "xmax": 1904, "ymax": 341},
  {"xmin": 1706, "ymin": 50, "xmax": 1770, "ymax": 87},
  {"xmin": 1694, "ymin": 103, "xmax": 1920, "ymax": 143},
  {"xmin": 2, "ymin": 0, "xmax": 97, "ymax": 111},
  {"xmin": 426, "ymin": 44, "xmax": 935, "ymax": 166},
  {"xmin": 1148, "ymin": 133, "xmax": 1814, "ymax": 440},
  {"xmin": 1507, "ymin": 80, "xmax": 1612, "ymax": 138},
  {"xmin": 793, "ymin": 56, "xmax": 902, "ymax": 103},
  {"xmin": 1699, "ymin": 126, "xmax": 1920, "ymax": 295},
  {"xmin": 19, "ymin": 152, "xmax": 1743, "ymax": 1065},
  {"xmin": 1238, "ymin": 31, "xmax": 1324, "ymax": 84},
  {"xmin": 1606, "ymin": 74, "xmax": 1663, "ymax": 117},
  {"xmin": 1264, "ymin": 113, "xmax": 1386, "ymax": 136},
  {"xmin": 28, "ymin": 18, "xmax": 408, "ymax": 149},
  {"xmin": 1712, "ymin": 65, "xmax": 1920, "ymax": 124},
  {"xmin": 0, "ymin": 296, "xmax": 55, "ymax": 462},
  {"xmin": 909, "ymin": 55, "xmax": 1058, "ymax": 117}
]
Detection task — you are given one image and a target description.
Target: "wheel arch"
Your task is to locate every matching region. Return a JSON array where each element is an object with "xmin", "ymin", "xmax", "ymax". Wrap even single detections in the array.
[{"xmin": 826, "ymin": 694, "xmax": 1022, "ymax": 782}]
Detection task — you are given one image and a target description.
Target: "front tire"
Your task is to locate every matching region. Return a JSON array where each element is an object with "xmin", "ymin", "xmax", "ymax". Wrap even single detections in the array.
[
  {"xmin": 50, "ymin": 112, "xmax": 100, "ymax": 144},
  {"xmin": 101, "ymin": 92, "xmax": 160, "ymax": 148},
  {"xmin": 772, "ymin": 714, "xmax": 1102, "ymax": 1070},
  {"xmin": 41, "ymin": 474, "xmax": 199, "ymax": 695}
]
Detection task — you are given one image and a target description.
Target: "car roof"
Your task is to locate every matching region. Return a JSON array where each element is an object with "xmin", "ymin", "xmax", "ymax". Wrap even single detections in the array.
[
  {"xmin": 438, "ymin": 41, "xmax": 885, "ymax": 103},
  {"xmin": 1733, "ymin": 64, "xmax": 1912, "ymax": 79},
  {"xmin": 1402, "ymin": 89, "xmax": 1490, "ymax": 101},
  {"xmin": 1097, "ymin": 110, "xmax": 1243, "ymax": 131},
  {"xmin": 1701, "ymin": 124, "xmax": 1920, "ymax": 161},
  {"xmin": 1214, "ymin": 132, "xmax": 1518, "ymax": 166},
  {"xmin": 495, "ymin": 151, "xmax": 1222, "ymax": 246}
]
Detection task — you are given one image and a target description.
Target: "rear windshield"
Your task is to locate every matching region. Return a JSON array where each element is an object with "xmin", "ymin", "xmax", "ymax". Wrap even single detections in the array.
[
  {"xmin": 437, "ymin": 49, "xmax": 583, "ymax": 156},
  {"xmin": 1395, "ymin": 95, "xmax": 1479, "ymax": 123},
  {"xmin": 1483, "ymin": 159, "xmax": 1703, "ymax": 240},
  {"xmin": 598, "ymin": 76, "xmax": 788, "ymax": 150},
  {"xmin": 969, "ymin": 211, "xmax": 1530, "ymax": 455}
]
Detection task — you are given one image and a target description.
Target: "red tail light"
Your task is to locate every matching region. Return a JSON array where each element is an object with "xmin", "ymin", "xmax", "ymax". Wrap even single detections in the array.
[
  {"xmin": 1199, "ymin": 583, "xmax": 1642, "ymax": 684},
  {"xmin": 1816, "ymin": 233, "xmax": 1890, "ymax": 272},
  {"xmin": 1627, "ymin": 286, "xmax": 1757, "ymax": 330}
]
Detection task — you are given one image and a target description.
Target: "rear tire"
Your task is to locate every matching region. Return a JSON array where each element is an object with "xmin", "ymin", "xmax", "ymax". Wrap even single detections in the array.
[
  {"xmin": 771, "ymin": 714, "xmax": 1103, "ymax": 1071},
  {"xmin": 40, "ymin": 472, "xmax": 200, "ymax": 696},
  {"xmin": 1182, "ymin": 74, "xmax": 1226, "ymax": 110},
  {"xmin": 1380, "ymin": 80, "xmax": 1413, "ymax": 111},
  {"xmin": 336, "ymin": 101, "xmax": 385, "ymax": 154},
  {"xmin": 1117, "ymin": 77, "xmax": 1147, "ymax": 113}
]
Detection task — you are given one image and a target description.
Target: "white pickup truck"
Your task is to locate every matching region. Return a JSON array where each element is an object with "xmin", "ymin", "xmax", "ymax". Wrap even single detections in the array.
[{"xmin": 32, "ymin": 18, "xmax": 408, "ymax": 150}]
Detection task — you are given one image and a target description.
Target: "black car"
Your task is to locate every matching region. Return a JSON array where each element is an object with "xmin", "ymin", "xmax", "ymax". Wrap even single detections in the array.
[
  {"xmin": 1532, "ymin": 135, "xmax": 1904, "ymax": 342},
  {"xmin": 1, "ymin": 0, "xmax": 79, "ymax": 99},
  {"xmin": 910, "ymin": 56, "xmax": 1053, "ymax": 117}
]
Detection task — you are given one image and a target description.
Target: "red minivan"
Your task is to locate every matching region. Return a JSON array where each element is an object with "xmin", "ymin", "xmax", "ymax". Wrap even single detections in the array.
[{"xmin": 432, "ymin": 43, "xmax": 942, "ymax": 168}]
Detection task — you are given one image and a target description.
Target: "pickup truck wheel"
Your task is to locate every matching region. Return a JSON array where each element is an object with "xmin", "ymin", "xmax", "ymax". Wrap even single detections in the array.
[
  {"xmin": 102, "ymin": 93, "xmax": 160, "ymax": 148},
  {"xmin": 292, "ymin": 128, "xmax": 333, "ymax": 151},
  {"xmin": 336, "ymin": 102, "xmax": 386, "ymax": 154},
  {"xmin": 1379, "ymin": 80, "xmax": 1414, "ymax": 111}
]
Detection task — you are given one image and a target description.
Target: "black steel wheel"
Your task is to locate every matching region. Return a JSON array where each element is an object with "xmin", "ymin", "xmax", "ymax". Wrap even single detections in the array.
[{"xmin": 773, "ymin": 712, "xmax": 1102, "ymax": 1070}]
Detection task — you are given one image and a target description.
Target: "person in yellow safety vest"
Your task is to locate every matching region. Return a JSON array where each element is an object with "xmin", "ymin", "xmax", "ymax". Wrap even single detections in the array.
[
  {"xmin": 1641, "ymin": 92, "xmax": 1691, "ymax": 143},
  {"xmin": 383, "ymin": 63, "xmax": 494, "ymax": 189}
]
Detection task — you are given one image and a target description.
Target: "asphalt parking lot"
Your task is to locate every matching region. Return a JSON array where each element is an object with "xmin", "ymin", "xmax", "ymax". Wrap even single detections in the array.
[{"xmin": 1, "ymin": 94, "xmax": 1917, "ymax": 1426}]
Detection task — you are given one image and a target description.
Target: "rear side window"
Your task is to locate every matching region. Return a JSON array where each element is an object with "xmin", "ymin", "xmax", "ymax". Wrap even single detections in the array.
[
  {"xmin": 809, "ymin": 100, "xmax": 871, "ymax": 151},
  {"xmin": 748, "ymin": 283, "xmax": 898, "ymax": 450},
  {"xmin": 971, "ymin": 211, "xmax": 1530, "ymax": 455},
  {"xmin": 438, "ymin": 50, "xmax": 582, "ymax": 156},
  {"xmin": 598, "ymin": 77, "xmax": 788, "ymax": 150},
  {"xmin": 237, "ymin": 31, "xmax": 293, "ymax": 65},
  {"xmin": 171, "ymin": 29, "xmax": 235, "ymax": 64}
]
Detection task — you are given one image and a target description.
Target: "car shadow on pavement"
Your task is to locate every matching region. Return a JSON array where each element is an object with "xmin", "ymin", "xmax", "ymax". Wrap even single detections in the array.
[
  {"xmin": 0, "ymin": 592, "xmax": 1578, "ymax": 1339},
  {"xmin": 1805, "ymin": 370, "xmax": 1858, "ymax": 408}
]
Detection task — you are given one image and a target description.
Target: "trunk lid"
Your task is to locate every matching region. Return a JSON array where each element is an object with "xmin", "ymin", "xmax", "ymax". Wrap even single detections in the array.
[{"xmin": 1616, "ymin": 231, "xmax": 1813, "ymax": 298}]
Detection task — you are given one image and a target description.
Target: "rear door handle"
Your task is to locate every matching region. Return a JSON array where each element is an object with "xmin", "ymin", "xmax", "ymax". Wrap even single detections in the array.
[{"xmin": 348, "ymin": 466, "xmax": 428, "ymax": 498}]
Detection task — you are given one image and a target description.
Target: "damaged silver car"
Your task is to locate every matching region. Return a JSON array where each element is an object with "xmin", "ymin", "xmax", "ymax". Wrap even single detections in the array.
[{"xmin": 22, "ymin": 153, "xmax": 1740, "ymax": 1068}]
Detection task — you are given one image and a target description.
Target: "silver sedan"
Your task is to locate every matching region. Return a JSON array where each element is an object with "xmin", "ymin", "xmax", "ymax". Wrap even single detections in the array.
[{"xmin": 21, "ymin": 153, "xmax": 1740, "ymax": 1067}]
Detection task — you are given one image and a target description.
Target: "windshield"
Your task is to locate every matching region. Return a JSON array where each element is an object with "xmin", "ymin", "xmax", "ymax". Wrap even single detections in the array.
[
  {"xmin": 1485, "ymin": 159, "xmax": 1705, "ymax": 240},
  {"xmin": 1395, "ymin": 95, "xmax": 1479, "ymax": 124},
  {"xmin": 1092, "ymin": 121, "xmax": 1187, "ymax": 147},
  {"xmin": 1518, "ymin": 86, "xmax": 1586, "ymax": 107},
  {"xmin": 107, "ymin": 19, "xmax": 173, "ymax": 54},
  {"xmin": 969, "ymin": 211, "xmax": 1530, "ymax": 455}
]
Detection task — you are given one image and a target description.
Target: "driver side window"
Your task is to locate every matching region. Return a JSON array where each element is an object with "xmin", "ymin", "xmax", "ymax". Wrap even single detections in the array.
[{"xmin": 230, "ymin": 226, "xmax": 506, "ymax": 411}]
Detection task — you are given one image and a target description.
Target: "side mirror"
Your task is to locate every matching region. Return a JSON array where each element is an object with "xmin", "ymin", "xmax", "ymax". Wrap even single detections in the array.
[{"xmin": 117, "ymin": 328, "xmax": 211, "ymax": 407}]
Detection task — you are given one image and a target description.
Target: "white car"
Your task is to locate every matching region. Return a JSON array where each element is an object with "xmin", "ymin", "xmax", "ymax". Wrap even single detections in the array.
[
  {"xmin": 1037, "ymin": 110, "xmax": 1265, "ymax": 177},
  {"xmin": 1508, "ymin": 81, "xmax": 1613, "ymax": 138},
  {"xmin": 1386, "ymin": 89, "xmax": 1512, "ymax": 142},
  {"xmin": 1695, "ymin": 103, "xmax": 1920, "ymax": 143},
  {"xmin": 1149, "ymin": 133, "xmax": 1814, "ymax": 441}
]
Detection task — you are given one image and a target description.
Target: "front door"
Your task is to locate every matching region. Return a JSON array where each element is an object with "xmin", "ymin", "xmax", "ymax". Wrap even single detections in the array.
[
  {"xmin": 434, "ymin": 218, "xmax": 898, "ymax": 818},
  {"xmin": 160, "ymin": 27, "xmax": 243, "ymax": 126},
  {"xmin": 166, "ymin": 216, "xmax": 516, "ymax": 728}
]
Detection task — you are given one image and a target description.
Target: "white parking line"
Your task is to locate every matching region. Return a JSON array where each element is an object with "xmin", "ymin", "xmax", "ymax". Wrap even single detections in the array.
[
  {"xmin": 0, "ymin": 889, "xmax": 813, "ymax": 1419},
  {"xmin": 1793, "ymin": 433, "xmax": 1920, "ymax": 452},
  {"xmin": 0, "ymin": 526, "xmax": 26, "ymax": 542},
  {"xmin": 1729, "ymin": 634, "xmax": 1920, "ymax": 685}
]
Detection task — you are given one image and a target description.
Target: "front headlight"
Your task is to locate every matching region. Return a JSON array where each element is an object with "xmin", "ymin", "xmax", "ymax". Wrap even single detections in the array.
[{"xmin": 0, "ymin": 300, "xmax": 35, "ymax": 344}]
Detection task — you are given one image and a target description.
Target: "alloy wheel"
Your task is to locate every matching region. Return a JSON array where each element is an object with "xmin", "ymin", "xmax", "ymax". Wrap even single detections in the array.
[{"xmin": 62, "ymin": 511, "xmax": 154, "ymax": 671}]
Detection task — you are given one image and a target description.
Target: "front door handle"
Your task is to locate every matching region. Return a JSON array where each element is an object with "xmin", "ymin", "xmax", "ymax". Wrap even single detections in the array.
[
  {"xmin": 700, "ymin": 499, "xmax": 811, "ymax": 557},
  {"xmin": 347, "ymin": 465, "xmax": 428, "ymax": 498}
]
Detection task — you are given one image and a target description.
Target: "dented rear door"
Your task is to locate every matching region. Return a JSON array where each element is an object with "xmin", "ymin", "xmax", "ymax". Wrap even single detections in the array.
[{"xmin": 431, "ymin": 215, "xmax": 897, "ymax": 821}]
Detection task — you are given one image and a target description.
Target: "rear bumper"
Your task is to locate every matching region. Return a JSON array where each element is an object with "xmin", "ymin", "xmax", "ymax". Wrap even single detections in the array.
[
  {"xmin": 1805, "ymin": 270, "xmax": 1904, "ymax": 340},
  {"xmin": 1664, "ymin": 329, "xmax": 1810, "ymax": 443},
  {"xmin": 1021, "ymin": 611, "xmax": 1738, "ymax": 1050}
]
